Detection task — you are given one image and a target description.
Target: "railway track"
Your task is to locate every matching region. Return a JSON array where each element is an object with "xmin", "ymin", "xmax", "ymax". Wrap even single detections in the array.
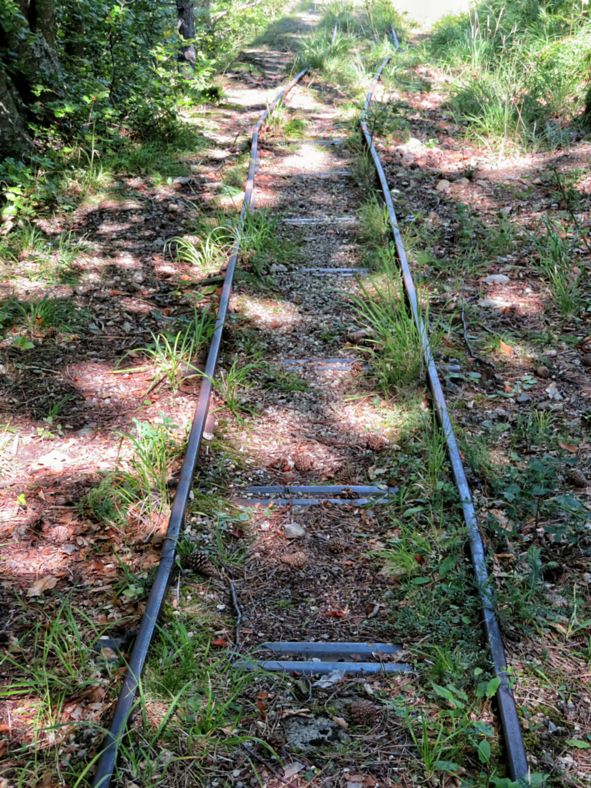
[{"xmin": 93, "ymin": 33, "xmax": 529, "ymax": 787}]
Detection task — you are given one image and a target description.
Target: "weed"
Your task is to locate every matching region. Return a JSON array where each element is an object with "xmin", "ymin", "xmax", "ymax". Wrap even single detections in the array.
[
  {"xmin": 351, "ymin": 261, "xmax": 424, "ymax": 393},
  {"xmin": 533, "ymin": 218, "xmax": 583, "ymax": 317},
  {"xmin": 423, "ymin": 418, "xmax": 447, "ymax": 494},
  {"xmin": 0, "ymin": 422, "xmax": 16, "ymax": 475},
  {"xmin": 167, "ymin": 228, "xmax": 232, "ymax": 274},
  {"xmin": 260, "ymin": 363, "xmax": 309, "ymax": 394},
  {"xmin": 430, "ymin": 2, "xmax": 591, "ymax": 150},
  {"xmin": 215, "ymin": 359, "xmax": 257, "ymax": 419},
  {"xmin": 352, "ymin": 151, "xmax": 376, "ymax": 195},
  {"xmin": 0, "ymin": 603, "xmax": 105, "ymax": 766},
  {"xmin": 514, "ymin": 411, "xmax": 555, "ymax": 448},
  {"xmin": 86, "ymin": 417, "xmax": 185, "ymax": 526},
  {"xmin": 238, "ymin": 210, "xmax": 296, "ymax": 277},
  {"xmin": 121, "ymin": 310, "xmax": 213, "ymax": 391},
  {"xmin": 357, "ymin": 195, "xmax": 389, "ymax": 247},
  {"xmin": 14, "ymin": 297, "xmax": 84, "ymax": 336}
]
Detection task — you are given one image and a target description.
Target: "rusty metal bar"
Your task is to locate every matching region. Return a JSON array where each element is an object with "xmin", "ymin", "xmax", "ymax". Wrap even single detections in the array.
[
  {"xmin": 360, "ymin": 47, "xmax": 529, "ymax": 781},
  {"xmin": 92, "ymin": 68, "xmax": 307, "ymax": 788}
]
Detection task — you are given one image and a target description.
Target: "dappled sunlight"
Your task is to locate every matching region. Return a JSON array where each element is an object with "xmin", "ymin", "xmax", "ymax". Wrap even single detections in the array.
[
  {"xmin": 478, "ymin": 280, "xmax": 545, "ymax": 318},
  {"xmin": 231, "ymin": 293, "xmax": 303, "ymax": 331}
]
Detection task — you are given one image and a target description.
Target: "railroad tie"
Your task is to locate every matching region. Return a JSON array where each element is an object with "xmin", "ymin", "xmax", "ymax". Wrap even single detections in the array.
[{"xmin": 235, "ymin": 641, "xmax": 411, "ymax": 675}]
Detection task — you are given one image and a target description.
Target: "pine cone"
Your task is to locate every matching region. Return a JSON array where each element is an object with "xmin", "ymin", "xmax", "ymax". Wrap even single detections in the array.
[
  {"xmin": 182, "ymin": 551, "xmax": 218, "ymax": 577},
  {"xmin": 348, "ymin": 699, "xmax": 381, "ymax": 727},
  {"xmin": 327, "ymin": 537, "xmax": 348, "ymax": 554}
]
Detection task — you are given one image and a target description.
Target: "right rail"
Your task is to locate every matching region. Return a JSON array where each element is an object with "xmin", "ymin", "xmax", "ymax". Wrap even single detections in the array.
[{"xmin": 361, "ymin": 44, "xmax": 529, "ymax": 782}]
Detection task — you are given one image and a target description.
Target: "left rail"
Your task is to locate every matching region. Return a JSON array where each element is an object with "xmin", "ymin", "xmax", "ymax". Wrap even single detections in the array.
[{"xmin": 92, "ymin": 67, "xmax": 307, "ymax": 788}]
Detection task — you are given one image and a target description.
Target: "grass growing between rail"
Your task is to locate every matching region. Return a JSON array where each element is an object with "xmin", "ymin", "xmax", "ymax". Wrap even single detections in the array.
[
  {"xmin": 296, "ymin": 0, "xmax": 407, "ymax": 98},
  {"xmin": 351, "ymin": 253, "xmax": 425, "ymax": 394}
]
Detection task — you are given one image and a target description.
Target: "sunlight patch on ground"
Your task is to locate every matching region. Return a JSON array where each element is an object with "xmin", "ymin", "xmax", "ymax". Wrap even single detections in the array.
[
  {"xmin": 231, "ymin": 294, "xmax": 303, "ymax": 331},
  {"xmin": 394, "ymin": 0, "xmax": 471, "ymax": 26}
]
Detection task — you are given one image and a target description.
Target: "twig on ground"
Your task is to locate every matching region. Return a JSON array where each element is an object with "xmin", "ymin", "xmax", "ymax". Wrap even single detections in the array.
[
  {"xmin": 228, "ymin": 576, "xmax": 242, "ymax": 656},
  {"xmin": 460, "ymin": 304, "xmax": 496, "ymax": 370}
]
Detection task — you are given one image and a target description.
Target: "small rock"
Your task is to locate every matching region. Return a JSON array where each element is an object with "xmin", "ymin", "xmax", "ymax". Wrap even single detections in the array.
[
  {"xmin": 173, "ymin": 176, "xmax": 192, "ymax": 186},
  {"xmin": 284, "ymin": 522, "xmax": 306, "ymax": 539},
  {"xmin": 565, "ymin": 467, "xmax": 588, "ymax": 488},
  {"xmin": 484, "ymin": 273, "xmax": 510, "ymax": 285},
  {"xmin": 535, "ymin": 366, "xmax": 550, "ymax": 379},
  {"xmin": 456, "ymin": 177, "xmax": 470, "ymax": 186},
  {"xmin": 581, "ymin": 353, "xmax": 591, "ymax": 368},
  {"xmin": 436, "ymin": 179, "xmax": 451, "ymax": 193},
  {"xmin": 516, "ymin": 393, "xmax": 531, "ymax": 403},
  {"xmin": 348, "ymin": 327, "xmax": 373, "ymax": 342},
  {"xmin": 546, "ymin": 382, "xmax": 562, "ymax": 401},
  {"xmin": 283, "ymin": 716, "xmax": 347, "ymax": 751}
]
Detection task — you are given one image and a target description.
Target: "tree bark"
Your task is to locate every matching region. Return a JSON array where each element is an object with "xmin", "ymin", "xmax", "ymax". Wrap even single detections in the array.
[
  {"xmin": 1, "ymin": 3, "xmax": 64, "ymax": 103},
  {"xmin": 176, "ymin": 0, "xmax": 196, "ymax": 69},
  {"xmin": 0, "ymin": 65, "xmax": 32, "ymax": 157}
]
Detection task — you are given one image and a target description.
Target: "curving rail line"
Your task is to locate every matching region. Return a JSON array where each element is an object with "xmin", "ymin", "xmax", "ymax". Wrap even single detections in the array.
[
  {"xmin": 91, "ymin": 32, "xmax": 529, "ymax": 787},
  {"xmin": 92, "ymin": 68, "xmax": 307, "ymax": 788},
  {"xmin": 360, "ymin": 41, "xmax": 529, "ymax": 782}
]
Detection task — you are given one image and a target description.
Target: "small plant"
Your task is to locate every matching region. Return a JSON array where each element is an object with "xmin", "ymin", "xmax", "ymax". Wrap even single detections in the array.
[
  {"xmin": 533, "ymin": 218, "xmax": 583, "ymax": 317},
  {"xmin": 16, "ymin": 297, "xmax": 81, "ymax": 335},
  {"xmin": 166, "ymin": 228, "xmax": 232, "ymax": 273},
  {"xmin": 214, "ymin": 359, "xmax": 257, "ymax": 419},
  {"xmin": 121, "ymin": 310, "xmax": 213, "ymax": 392},
  {"xmin": 514, "ymin": 411, "xmax": 555, "ymax": 447},
  {"xmin": 115, "ymin": 417, "xmax": 183, "ymax": 521},
  {"xmin": 351, "ymin": 262, "xmax": 424, "ymax": 393},
  {"xmin": 357, "ymin": 195, "xmax": 389, "ymax": 247},
  {"xmin": 238, "ymin": 210, "xmax": 296, "ymax": 277},
  {"xmin": 260, "ymin": 363, "xmax": 309, "ymax": 394}
]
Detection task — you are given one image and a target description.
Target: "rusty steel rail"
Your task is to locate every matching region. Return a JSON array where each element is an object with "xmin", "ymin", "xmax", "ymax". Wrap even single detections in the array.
[
  {"xmin": 361, "ymin": 47, "xmax": 529, "ymax": 781},
  {"xmin": 92, "ymin": 68, "xmax": 307, "ymax": 788}
]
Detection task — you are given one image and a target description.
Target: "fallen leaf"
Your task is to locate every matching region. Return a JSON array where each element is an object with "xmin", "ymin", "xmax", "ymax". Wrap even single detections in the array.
[
  {"xmin": 282, "ymin": 762, "xmax": 305, "ymax": 779},
  {"xmin": 498, "ymin": 340, "xmax": 514, "ymax": 356},
  {"xmin": 211, "ymin": 637, "xmax": 229, "ymax": 648},
  {"xmin": 559, "ymin": 441, "xmax": 578, "ymax": 453},
  {"xmin": 27, "ymin": 575, "xmax": 58, "ymax": 597},
  {"xmin": 325, "ymin": 608, "xmax": 346, "ymax": 618}
]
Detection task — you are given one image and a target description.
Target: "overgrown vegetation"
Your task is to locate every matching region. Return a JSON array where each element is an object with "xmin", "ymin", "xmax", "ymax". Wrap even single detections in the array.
[
  {"xmin": 0, "ymin": 0, "xmax": 284, "ymax": 228},
  {"xmin": 429, "ymin": 0, "xmax": 591, "ymax": 150},
  {"xmin": 296, "ymin": 0, "xmax": 405, "ymax": 95}
]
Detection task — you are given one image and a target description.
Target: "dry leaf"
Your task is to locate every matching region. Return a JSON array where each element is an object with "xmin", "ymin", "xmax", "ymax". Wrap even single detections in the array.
[
  {"xmin": 27, "ymin": 575, "xmax": 58, "ymax": 597},
  {"xmin": 498, "ymin": 340, "xmax": 514, "ymax": 356}
]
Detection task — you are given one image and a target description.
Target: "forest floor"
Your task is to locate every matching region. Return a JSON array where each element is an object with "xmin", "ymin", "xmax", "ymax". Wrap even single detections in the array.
[{"xmin": 0, "ymin": 1, "xmax": 590, "ymax": 786}]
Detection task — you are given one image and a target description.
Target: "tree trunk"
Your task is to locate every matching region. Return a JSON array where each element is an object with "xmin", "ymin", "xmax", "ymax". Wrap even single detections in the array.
[
  {"xmin": 0, "ymin": 65, "xmax": 32, "ymax": 157},
  {"xmin": 1, "ymin": 3, "xmax": 64, "ymax": 103},
  {"xmin": 176, "ymin": 0, "xmax": 196, "ymax": 69},
  {"xmin": 31, "ymin": 0, "xmax": 57, "ymax": 49}
]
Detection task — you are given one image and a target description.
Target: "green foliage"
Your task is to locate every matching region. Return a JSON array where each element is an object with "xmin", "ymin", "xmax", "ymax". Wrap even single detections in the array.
[
  {"xmin": 533, "ymin": 217, "xmax": 584, "ymax": 316},
  {"xmin": 122, "ymin": 310, "xmax": 214, "ymax": 392},
  {"xmin": 430, "ymin": 0, "xmax": 591, "ymax": 149},
  {"xmin": 352, "ymin": 259, "xmax": 425, "ymax": 393},
  {"xmin": 0, "ymin": 0, "xmax": 284, "ymax": 227}
]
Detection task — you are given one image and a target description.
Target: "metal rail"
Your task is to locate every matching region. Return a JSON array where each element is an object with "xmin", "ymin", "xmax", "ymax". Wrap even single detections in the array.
[
  {"xmin": 361, "ymin": 44, "xmax": 529, "ymax": 782},
  {"xmin": 92, "ymin": 67, "xmax": 307, "ymax": 788}
]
